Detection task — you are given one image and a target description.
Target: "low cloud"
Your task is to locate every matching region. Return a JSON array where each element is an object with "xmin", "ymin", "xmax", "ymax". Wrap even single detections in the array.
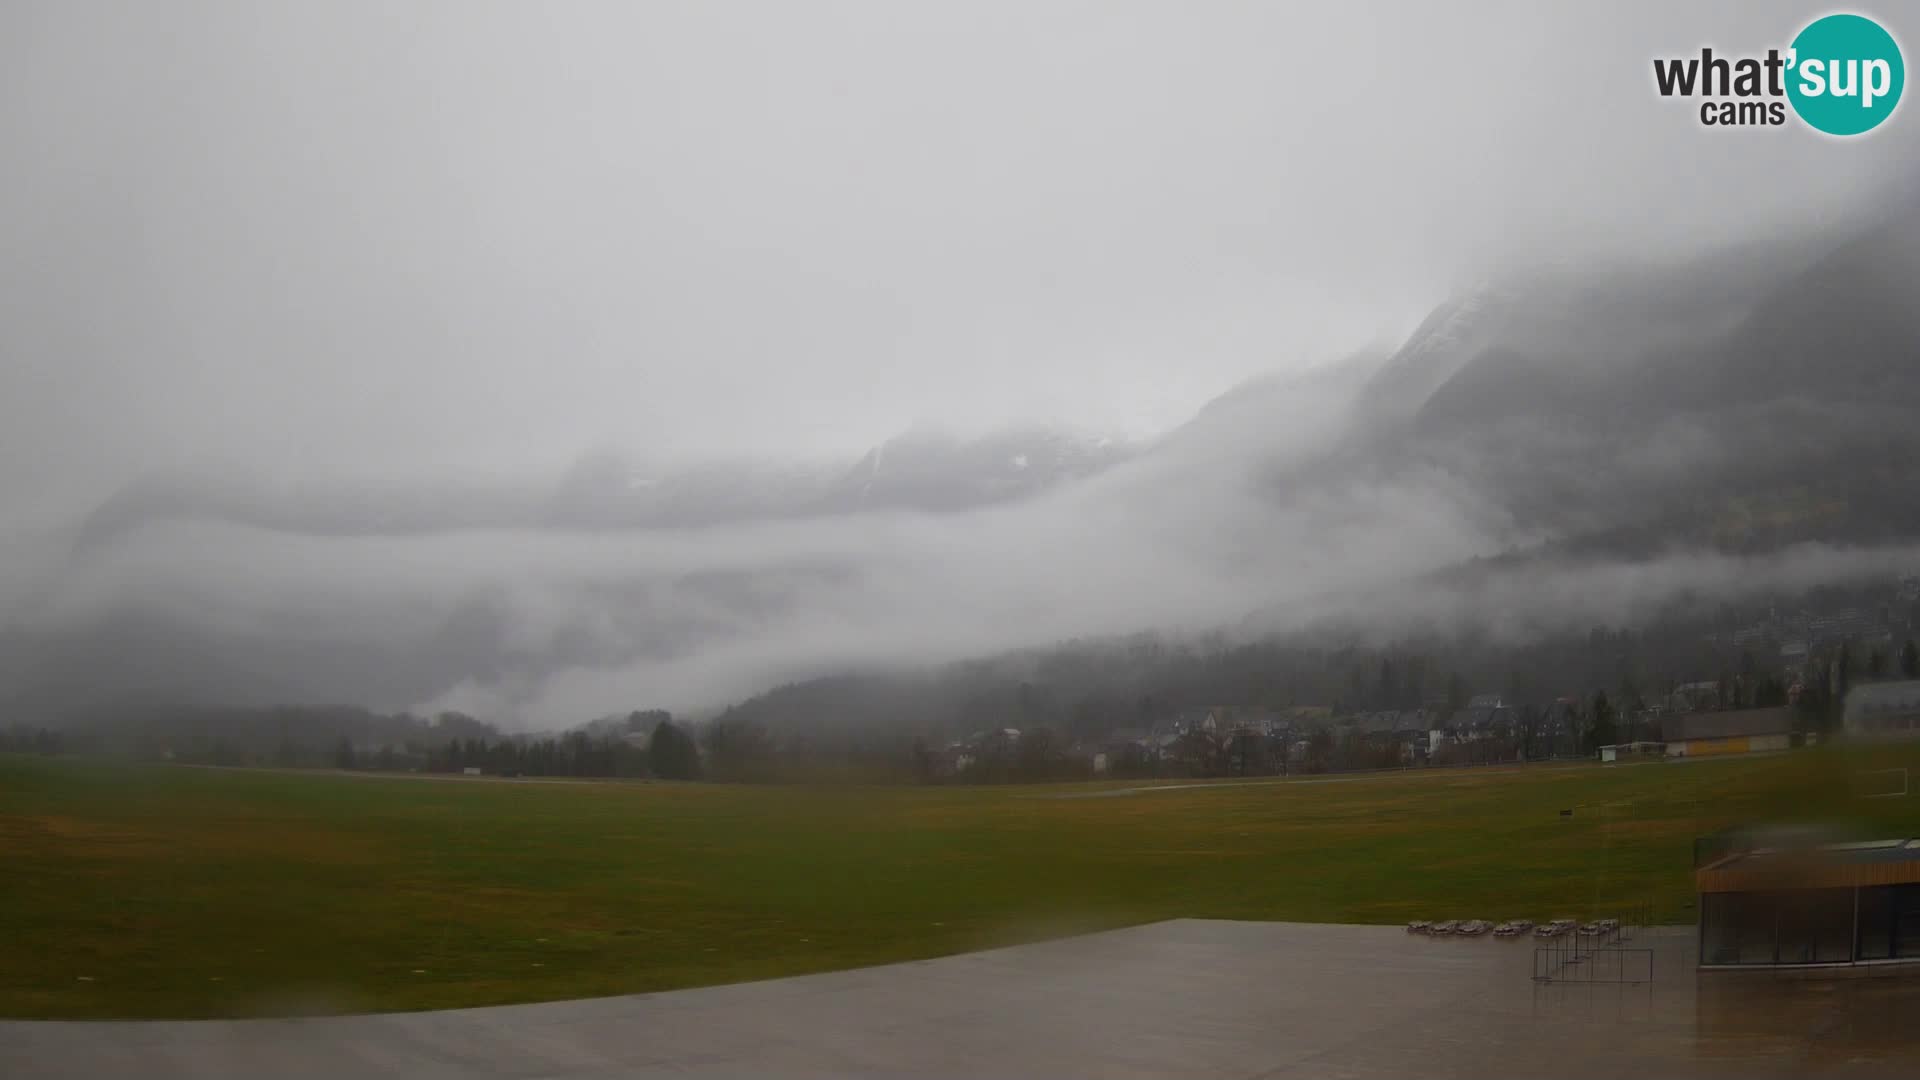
[
  {"xmin": 16, "ymin": 357, "xmax": 1915, "ymax": 729},
  {"xmin": 9, "ymin": 364, "xmax": 1505, "ymax": 724}
]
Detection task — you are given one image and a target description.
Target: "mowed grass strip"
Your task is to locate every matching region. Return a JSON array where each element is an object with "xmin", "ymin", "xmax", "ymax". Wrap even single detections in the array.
[{"xmin": 4, "ymin": 746, "xmax": 1919, "ymax": 1018}]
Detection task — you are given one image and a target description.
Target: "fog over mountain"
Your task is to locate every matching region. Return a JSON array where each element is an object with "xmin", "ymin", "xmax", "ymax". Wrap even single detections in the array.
[
  {"xmin": 10, "ymin": 198, "xmax": 1920, "ymax": 725},
  {"xmin": 4, "ymin": 2, "xmax": 1920, "ymax": 726}
]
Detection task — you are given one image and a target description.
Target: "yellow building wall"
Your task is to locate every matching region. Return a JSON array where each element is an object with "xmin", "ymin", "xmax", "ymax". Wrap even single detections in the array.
[{"xmin": 1685, "ymin": 736, "xmax": 1751, "ymax": 757}]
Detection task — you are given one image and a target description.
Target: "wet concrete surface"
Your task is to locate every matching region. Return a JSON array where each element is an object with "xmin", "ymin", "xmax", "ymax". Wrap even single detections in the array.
[{"xmin": 5, "ymin": 919, "xmax": 1919, "ymax": 1078}]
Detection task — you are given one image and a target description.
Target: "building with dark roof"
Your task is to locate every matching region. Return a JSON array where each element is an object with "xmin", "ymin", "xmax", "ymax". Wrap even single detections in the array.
[
  {"xmin": 1697, "ymin": 835, "xmax": 1920, "ymax": 967},
  {"xmin": 1669, "ymin": 681, "xmax": 1721, "ymax": 713},
  {"xmin": 1528, "ymin": 699, "xmax": 1581, "ymax": 758},
  {"xmin": 1845, "ymin": 680, "xmax": 1920, "ymax": 739},
  {"xmin": 1663, "ymin": 707, "xmax": 1791, "ymax": 758}
]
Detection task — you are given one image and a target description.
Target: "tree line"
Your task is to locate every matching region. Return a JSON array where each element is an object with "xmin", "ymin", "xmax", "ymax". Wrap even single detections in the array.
[
  {"xmin": 7, "ymin": 592, "xmax": 1915, "ymax": 787},
  {"xmin": 1, "ymin": 705, "xmax": 708, "ymax": 782}
]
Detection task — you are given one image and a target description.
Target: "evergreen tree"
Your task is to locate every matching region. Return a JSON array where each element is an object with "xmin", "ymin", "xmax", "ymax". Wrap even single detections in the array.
[
  {"xmin": 1833, "ymin": 644, "xmax": 1853, "ymax": 730},
  {"xmin": 649, "ymin": 719, "xmax": 702, "ymax": 780},
  {"xmin": 704, "ymin": 717, "xmax": 772, "ymax": 782},
  {"xmin": 1585, "ymin": 691, "xmax": 1618, "ymax": 752}
]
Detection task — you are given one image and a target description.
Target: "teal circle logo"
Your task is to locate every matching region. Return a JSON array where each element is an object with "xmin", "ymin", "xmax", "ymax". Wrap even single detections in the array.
[{"xmin": 1787, "ymin": 13, "xmax": 1904, "ymax": 135}]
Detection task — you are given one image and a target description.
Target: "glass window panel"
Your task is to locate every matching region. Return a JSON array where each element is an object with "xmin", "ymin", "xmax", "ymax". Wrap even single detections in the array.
[
  {"xmin": 1895, "ymin": 885, "xmax": 1920, "ymax": 959},
  {"xmin": 1777, "ymin": 891, "xmax": 1815, "ymax": 965},
  {"xmin": 1859, "ymin": 886, "xmax": 1894, "ymax": 960},
  {"xmin": 1776, "ymin": 890, "xmax": 1848, "ymax": 964},
  {"xmin": 1702, "ymin": 893, "xmax": 1738, "ymax": 965},
  {"xmin": 1812, "ymin": 888, "xmax": 1855, "ymax": 963},
  {"xmin": 1735, "ymin": 892, "xmax": 1779, "ymax": 965}
]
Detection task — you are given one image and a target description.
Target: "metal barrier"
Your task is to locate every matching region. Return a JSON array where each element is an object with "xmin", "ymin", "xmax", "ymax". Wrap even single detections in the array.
[
  {"xmin": 1533, "ymin": 945, "xmax": 1653, "ymax": 984},
  {"xmin": 1533, "ymin": 933, "xmax": 1589, "ymax": 981},
  {"xmin": 1529, "ymin": 902, "xmax": 1656, "ymax": 983},
  {"xmin": 1617, "ymin": 899, "xmax": 1653, "ymax": 941}
]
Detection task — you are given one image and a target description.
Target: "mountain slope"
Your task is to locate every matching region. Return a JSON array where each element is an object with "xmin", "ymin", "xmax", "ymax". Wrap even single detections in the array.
[
  {"xmin": 1337, "ymin": 200, "xmax": 1920, "ymax": 549},
  {"xmin": 71, "ymin": 427, "xmax": 1137, "ymax": 549},
  {"xmin": 18, "ymin": 201, "xmax": 1920, "ymax": 723}
]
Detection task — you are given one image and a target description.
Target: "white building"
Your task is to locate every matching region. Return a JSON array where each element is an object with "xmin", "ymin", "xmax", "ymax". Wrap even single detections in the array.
[{"xmin": 1845, "ymin": 680, "xmax": 1920, "ymax": 738}]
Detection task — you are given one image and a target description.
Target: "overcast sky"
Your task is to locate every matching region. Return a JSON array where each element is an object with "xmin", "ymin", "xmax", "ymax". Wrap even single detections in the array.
[{"xmin": 2, "ymin": 0, "xmax": 1915, "ymax": 526}]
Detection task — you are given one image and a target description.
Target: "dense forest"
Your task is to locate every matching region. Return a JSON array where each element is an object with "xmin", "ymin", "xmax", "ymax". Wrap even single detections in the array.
[{"xmin": 707, "ymin": 581, "xmax": 1917, "ymax": 747}]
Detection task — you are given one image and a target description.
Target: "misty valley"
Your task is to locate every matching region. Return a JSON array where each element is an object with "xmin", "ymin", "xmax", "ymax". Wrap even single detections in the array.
[{"xmin": 7, "ymin": 6, "xmax": 1920, "ymax": 1073}]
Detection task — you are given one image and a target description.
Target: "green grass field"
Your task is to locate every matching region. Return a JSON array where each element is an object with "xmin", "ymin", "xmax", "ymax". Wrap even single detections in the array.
[{"xmin": 5, "ymin": 747, "xmax": 1920, "ymax": 1019}]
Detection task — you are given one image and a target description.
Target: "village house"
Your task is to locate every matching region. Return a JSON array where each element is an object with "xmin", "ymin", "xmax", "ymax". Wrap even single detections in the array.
[
  {"xmin": 1350, "ymin": 710, "xmax": 1428, "ymax": 764},
  {"xmin": 1448, "ymin": 694, "xmax": 1514, "ymax": 742},
  {"xmin": 1526, "ymin": 698, "xmax": 1582, "ymax": 758},
  {"xmin": 1670, "ymin": 681, "xmax": 1721, "ymax": 713},
  {"xmin": 1845, "ymin": 680, "xmax": 1920, "ymax": 739}
]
